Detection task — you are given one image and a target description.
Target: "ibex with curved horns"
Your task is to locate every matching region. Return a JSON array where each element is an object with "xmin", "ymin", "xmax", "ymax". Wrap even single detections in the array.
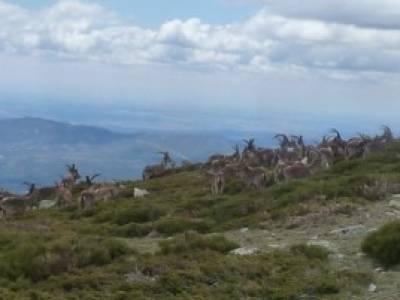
[
  {"xmin": 62, "ymin": 164, "xmax": 81, "ymax": 187},
  {"xmin": 243, "ymin": 139, "xmax": 256, "ymax": 152},
  {"xmin": 85, "ymin": 174, "xmax": 101, "ymax": 186},
  {"xmin": 142, "ymin": 151, "xmax": 175, "ymax": 181},
  {"xmin": 328, "ymin": 128, "xmax": 346, "ymax": 158},
  {"xmin": 159, "ymin": 151, "xmax": 175, "ymax": 168},
  {"xmin": 274, "ymin": 134, "xmax": 290, "ymax": 149}
]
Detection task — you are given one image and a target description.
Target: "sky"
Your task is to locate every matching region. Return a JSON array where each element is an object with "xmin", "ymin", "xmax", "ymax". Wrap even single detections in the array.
[{"xmin": 1, "ymin": 0, "xmax": 400, "ymax": 134}]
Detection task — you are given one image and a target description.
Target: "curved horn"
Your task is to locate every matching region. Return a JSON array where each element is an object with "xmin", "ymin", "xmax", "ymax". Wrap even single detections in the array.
[
  {"xmin": 274, "ymin": 134, "xmax": 286, "ymax": 140},
  {"xmin": 357, "ymin": 132, "xmax": 371, "ymax": 141},
  {"xmin": 274, "ymin": 134, "xmax": 289, "ymax": 146},
  {"xmin": 330, "ymin": 128, "xmax": 342, "ymax": 140},
  {"xmin": 381, "ymin": 125, "xmax": 393, "ymax": 137},
  {"xmin": 91, "ymin": 173, "xmax": 101, "ymax": 181}
]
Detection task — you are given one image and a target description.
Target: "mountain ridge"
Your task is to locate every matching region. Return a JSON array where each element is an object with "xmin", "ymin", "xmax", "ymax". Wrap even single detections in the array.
[{"xmin": 0, "ymin": 117, "xmax": 234, "ymax": 192}]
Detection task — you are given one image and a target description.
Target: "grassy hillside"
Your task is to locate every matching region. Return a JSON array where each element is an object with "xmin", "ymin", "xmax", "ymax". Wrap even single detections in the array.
[{"xmin": 3, "ymin": 143, "xmax": 400, "ymax": 299}]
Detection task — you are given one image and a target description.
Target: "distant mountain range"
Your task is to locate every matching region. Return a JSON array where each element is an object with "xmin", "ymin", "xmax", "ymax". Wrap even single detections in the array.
[{"xmin": 0, "ymin": 117, "xmax": 235, "ymax": 192}]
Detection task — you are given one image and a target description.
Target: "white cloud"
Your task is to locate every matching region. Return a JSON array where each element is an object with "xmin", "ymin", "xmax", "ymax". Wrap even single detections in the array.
[
  {"xmin": 1, "ymin": 0, "xmax": 400, "ymax": 77},
  {"xmin": 244, "ymin": 0, "xmax": 400, "ymax": 28}
]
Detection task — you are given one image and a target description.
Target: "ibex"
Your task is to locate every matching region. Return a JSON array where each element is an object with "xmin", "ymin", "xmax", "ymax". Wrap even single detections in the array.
[
  {"xmin": 275, "ymin": 161, "xmax": 312, "ymax": 183},
  {"xmin": 85, "ymin": 174, "xmax": 101, "ymax": 186},
  {"xmin": 275, "ymin": 134, "xmax": 291, "ymax": 149},
  {"xmin": 328, "ymin": 128, "xmax": 347, "ymax": 158},
  {"xmin": 0, "ymin": 183, "xmax": 39, "ymax": 217},
  {"xmin": 362, "ymin": 126, "xmax": 394, "ymax": 158},
  {"xmin": 238, "ymin": 166, "xmax": 266, "ymax": 190},
  {"xmin": 205, "ymin": 170, "xmax": 225, "ymax": 195},
  {"xmin": 345, "ymin": 137, "xmax": 368, "ymax": 160},
  {"xmin": 62, "ymin": 164, "xmax": 81, "ymax": 187},
  {"xmin": 142, "ymin": 164, "xmax": 167, "ymax": 181},
  {"xmin": 79, "ymin": 184, "xmax": 121, "ymax": 209},
  {"xmin": 55, "ymin": 181, "xmax": 73, "ymax": 208},
  {"xmin": 142, "ymin": 151, "xmax": 175, "ymax": 181},
  {"xmin": 159, "ymin": 151, "xmax": 175, "ymax": 168}
]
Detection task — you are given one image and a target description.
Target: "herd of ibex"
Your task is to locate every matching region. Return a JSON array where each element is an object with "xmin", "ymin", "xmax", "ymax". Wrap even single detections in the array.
[
  {"xmin": 140, "ymin": 126, "xmax": 396, "ymax": 195},
  {"xmin": 201, "ymin": 126, "xmax": 395, "ymax": 195},
  {"xmin": 0, "ymin": 126, "xmax": 396, "ymax": 217},
  {"xmin": 0, "ymin": 164, "xmax": 128, "ymax": 217}
]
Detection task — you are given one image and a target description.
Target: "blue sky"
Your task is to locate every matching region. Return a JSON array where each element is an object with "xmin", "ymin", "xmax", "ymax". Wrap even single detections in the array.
[
  {"xmin": 1, "ymin": 0, "xmax": 400, "ymax": 134},
  {"xmin": 11, "ymin": 0, "xmax": 263, "ymax": 27}
]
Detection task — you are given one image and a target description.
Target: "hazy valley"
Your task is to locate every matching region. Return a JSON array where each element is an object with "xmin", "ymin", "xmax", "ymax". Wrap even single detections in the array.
[{"xmin": 0, "ymin": 117, "xmax": 242, "ymax": 192}]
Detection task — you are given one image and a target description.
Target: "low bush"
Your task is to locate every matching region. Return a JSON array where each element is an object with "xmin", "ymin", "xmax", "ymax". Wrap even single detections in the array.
[
  {"xmin": 0, "ymin": 231, "xmax": 130, "ymax": 282},
  {"xmin": 111, "ymin": 223, "xmax": 153, "ymax": 238},
  {"xmin": 362, "ymin": 221, "xmax": 400, "ymax": 267},
  {"xmin": 113, "ymin": 206, "xmax": 166, "ymax": 225},
  {"xmin": 159, "ymin": 232, "xmax": 239, "ymax": 255},
  {"xmin": 155, "ymin": 218, "xmax": 213, "ymax": 236},
  {"xmin": 290, "ymin": 244, "xmax": 330, "ymax": 261}
]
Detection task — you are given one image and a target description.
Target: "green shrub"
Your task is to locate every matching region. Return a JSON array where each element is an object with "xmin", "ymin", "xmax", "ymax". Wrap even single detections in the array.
[
  {"xmin": 111, "ymin": 223, "xmax": 153, "ymax": 238},
  {"xmin": 75, "ymin": 238, "xmax": 130, "ymax": 267},
  {"xmin": 159, "ymin": 232, "xmax": 239, "ymax": 255},
  {"xmin": 113, "ymin": 206, "xmax": 166, "ymax": 225},
  {"xmin": 362, "ymin": 221, "xmax": 400, "ymax": 267},
  {"xmin": 0, "ymin": 231, "xmax": 130, "ymax": 282},
  {"xmin": 290, "ymin": 244, "xmax": 330, "ymax": 261},
  {"xmin": 155, "ymin": 218, "xmax": 212, "ymax": 236},
  {"xmin": 224, "ymin": 180, "xmax": 247, "ymax": 195}
]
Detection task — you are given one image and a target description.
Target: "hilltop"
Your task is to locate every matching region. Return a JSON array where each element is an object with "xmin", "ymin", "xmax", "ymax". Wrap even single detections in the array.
[{"xmin": 2, "ymin": 140, "xmax": 400, "ymax": 299}]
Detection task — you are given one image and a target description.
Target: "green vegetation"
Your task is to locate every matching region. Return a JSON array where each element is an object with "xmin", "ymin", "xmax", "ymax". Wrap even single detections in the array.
[
  {"xmin": 2, "ymin": 142, "xmax": 400, "ymax": 298},
  {"xmin": 0, "ymin": 230, "xmax": 130, "ymax": 282},
  {"xmin": 362, "ymin": 221, "xmax": 400, "ymax": 267},
  {"xmin": 159, "ymin": 232, "xmax": 239, "ymax": 255},
  {"xmin": 290, "ymin": 243, "xmax": 330, "ymax": 261}
]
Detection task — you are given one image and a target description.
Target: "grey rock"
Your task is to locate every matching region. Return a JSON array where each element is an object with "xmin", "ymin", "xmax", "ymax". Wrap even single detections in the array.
[
  {"xmin": 307, "ymin": 240, "xmax": 336, "ymax": 251},
  {"xmin": 125, "ymin": 272, "xmax": 156, "ymax": 283},
  {"xmin": 389, "ymin": 199, "xmax": 400, "ymax": 209},
  {"xmin": 330, "ymin": 225, "xmax": 366, "ymax": 236},
  {"xmin": 134, "ymin": 188, "xmax": 150, "ymax": 198},
  {"xmin": 368, "ymin": 283, "xmax": 377, "ymax": 293},
  {"xmin": 231, "ymin": 247, "xmax": 260, "ymax": 256},
  {"xmin": 39, "ymin": 200, "xmax": 57, "ymax": 209}
]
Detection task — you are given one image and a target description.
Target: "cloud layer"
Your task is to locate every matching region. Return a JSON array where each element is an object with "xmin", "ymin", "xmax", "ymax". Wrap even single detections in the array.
[{"xmin": 1, "ymin": 0, "xmax": 400, "ymax": 77}]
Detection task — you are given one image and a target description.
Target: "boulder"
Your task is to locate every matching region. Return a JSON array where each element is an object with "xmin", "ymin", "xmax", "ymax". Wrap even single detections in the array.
[
  {"xmin": 134, "ymin": 188, "xmax": 150, "ymax": 198},
  {"xmin": 39, "ymin": 200, "xmax": 57, "ymax": 209},
  {"xmin": 368, "ymin": 283, "xmax": 377, "ymax": 293}
]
